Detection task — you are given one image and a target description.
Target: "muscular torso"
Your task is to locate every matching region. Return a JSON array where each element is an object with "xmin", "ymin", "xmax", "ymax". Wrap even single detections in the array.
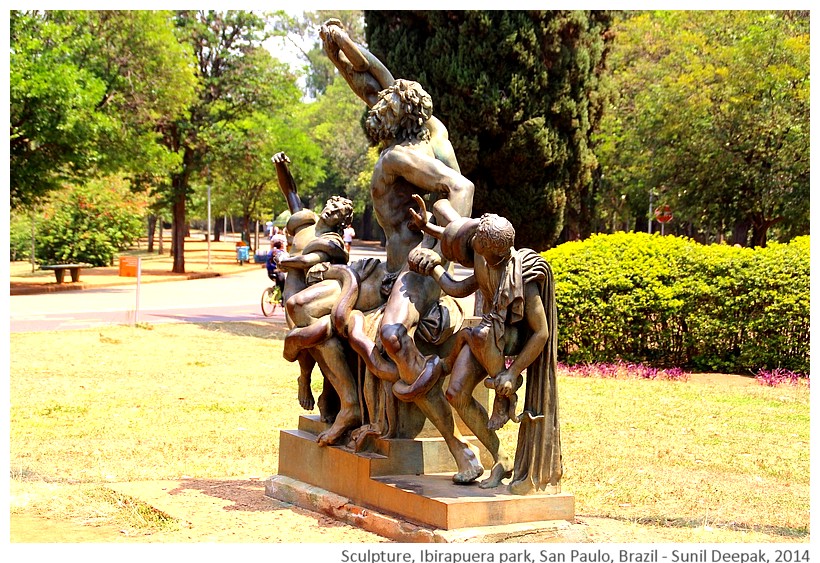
[{"xmin": 372, "ymin": 142, "xmax": 439, "ymax": 272}]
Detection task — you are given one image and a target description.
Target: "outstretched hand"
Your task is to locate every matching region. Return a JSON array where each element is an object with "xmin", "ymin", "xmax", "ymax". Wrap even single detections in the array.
[
  {"xmin": 408, "ymin": 194, "xmax": 429, "ymax": 232},
  {"xmin": 408, "ymin": 247, "xmax": 442, "ymax": 276},
  {"xmin": 271, "ymin": 152, "xmax": 290, "ymax": 164}
]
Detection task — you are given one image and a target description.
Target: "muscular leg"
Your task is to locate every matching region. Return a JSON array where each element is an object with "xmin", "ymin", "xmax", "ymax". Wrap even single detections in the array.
[
  {"xmin": 466, "ymin": 324, "xmax": 517, "ymax": 432},
  {"xmin": 309, "ymin": 337, "xmax": 361, "ymax": 446},
  {"xmin": 283, "ymin": 281, "xmax": 341, "ymax": 362},
  {"xmin": 446, "ymin": 343, "xmax": 513, "ymax": 489},
  {"xmin": 379, "ymin": 271, "xmax": 436, "ymax": 384},
  {"xmin": 296, "ymin": 351, "xmax": 316, "ymax": 411},
  {"xmin": 414, "ymin": 382, "xmax": 483, "ymax": 484}
]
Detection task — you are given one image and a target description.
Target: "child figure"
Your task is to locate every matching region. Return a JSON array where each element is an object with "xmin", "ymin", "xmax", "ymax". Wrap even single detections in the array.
[{"xmin": 408, "ymin": 195, "xmax": 561, "ymax": 493}]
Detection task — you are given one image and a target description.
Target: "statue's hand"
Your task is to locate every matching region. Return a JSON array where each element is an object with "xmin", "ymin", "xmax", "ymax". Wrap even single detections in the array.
[
  {"xmin": 408, "ymin": 247, "xmax": 441, "ymax": 276},
  {"xmin": 407, "ymin": 194, "xmax": 429, "ymax": 232},
  {"xmin": 488, "ymin": 369, "xmax": 519, "ymax": 398},
  {"xmin": 319, "ymin": 19, "xmax": 343, "ymax": 43},
  {"xmin": 271, "ymin": 152, "xmax": 290, "ymax": 164}
]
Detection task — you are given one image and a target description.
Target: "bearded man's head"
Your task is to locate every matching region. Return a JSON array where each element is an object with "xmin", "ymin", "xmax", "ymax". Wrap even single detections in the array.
[{"xmin": 365, "ymin": 79, "xmax": 433, "ymax": 144}]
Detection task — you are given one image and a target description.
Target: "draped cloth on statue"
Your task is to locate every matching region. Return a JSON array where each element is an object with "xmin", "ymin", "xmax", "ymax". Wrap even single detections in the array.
[{"xmin": 503, "ymin": 249, "xmax": 562, "ymax": 495}]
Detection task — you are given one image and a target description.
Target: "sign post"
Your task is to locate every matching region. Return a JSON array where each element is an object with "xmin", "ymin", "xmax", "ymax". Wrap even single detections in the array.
[
  {"xmin": 135, "ymin": 257, "xmax": 141, "ymax": 325},
  {"xmin": 654, "ymin": 204, "xmax": 673, "ymax": 235},
  {"xmin": 118, "ymin": 256, "xmax": 142, "ymax": 325}
]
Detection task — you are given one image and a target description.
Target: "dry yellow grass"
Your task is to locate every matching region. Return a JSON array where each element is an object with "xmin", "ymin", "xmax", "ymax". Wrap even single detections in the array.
[{"xmin": 9, "ymin": 322, "xmax": 810, "ymax": 542}]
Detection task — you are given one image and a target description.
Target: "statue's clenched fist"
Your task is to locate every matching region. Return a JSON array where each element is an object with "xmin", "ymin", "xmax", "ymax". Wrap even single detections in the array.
[{"xmin": 408, "ymin": 247, "xmax": 442, "ymax": 276}]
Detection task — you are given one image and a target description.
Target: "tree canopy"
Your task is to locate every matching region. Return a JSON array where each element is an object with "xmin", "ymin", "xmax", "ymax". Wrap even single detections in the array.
[
  {"xmin": 9, "ymin": 10, "xmax": 196, "ymax": 210},
  {"xmin": 595, "ymin": 11, "xmax": 809, "ymax": 247},
  {"xmin": 365, "ymin": 10, "xmax": 615, "ymax": 251},
  {"xmin": 162, "ymin": 10, "xmax": 305, "ymax": 272}
]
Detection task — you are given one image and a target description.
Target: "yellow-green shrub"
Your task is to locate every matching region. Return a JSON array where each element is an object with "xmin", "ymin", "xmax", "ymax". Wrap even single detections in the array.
[{"xmin": 543, "ymin": 233, "xmax": 809, "ymax": 375}]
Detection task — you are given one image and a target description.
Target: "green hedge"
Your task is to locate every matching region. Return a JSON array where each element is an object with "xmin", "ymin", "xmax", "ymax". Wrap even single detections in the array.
[{"xmin": 543, "ymin": 233, "xmax": 809, "ymax": 375}]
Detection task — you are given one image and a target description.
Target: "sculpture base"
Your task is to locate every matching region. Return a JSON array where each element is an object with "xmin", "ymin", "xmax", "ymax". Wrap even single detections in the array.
[{"xmin": 270, "ymin": 415, "xmax": 574, "ymax": 532}]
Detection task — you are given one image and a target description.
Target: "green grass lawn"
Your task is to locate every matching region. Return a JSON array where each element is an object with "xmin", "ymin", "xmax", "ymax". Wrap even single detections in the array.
[{"xmin": 9, "ymin": 322, "xmax": 809, "ymax": 542}]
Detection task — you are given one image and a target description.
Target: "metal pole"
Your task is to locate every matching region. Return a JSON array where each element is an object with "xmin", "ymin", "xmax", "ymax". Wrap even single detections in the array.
[
  {"xmin": 134, "ymin": 257, "xmax": 142, "ymax": 326},
  {"xmin": 30, "ymin": 211, "xmax": 36, "ymax": 273},
  {"xmin": 648, "ymin": 190, "xmax": 654, "ymax": 235},
  {"xmin": 206, "ymin": 178, "xmax": 212, "ymax": 271}
]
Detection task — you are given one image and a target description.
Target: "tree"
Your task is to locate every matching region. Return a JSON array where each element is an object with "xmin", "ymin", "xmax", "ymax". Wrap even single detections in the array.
[
  {"xmin": 595, "ymin": 11, "xmax": 809, "ymax": 246},
  {"xmin": 37, "ymin": 175, "xmax": 147, "ymax": 267},
  {"xmin": 296, "ymin": 78, "xmax": 378, "ymax": 236},
  {"xmin": 365, "ymin": 10, "xmax": 615, "ymax": 250},
  {"xmin": 163, "ymin": 10, "xmax": 300, "ymax": 273},
  {"xmin": 274, "ymin": 10, "xmax": 366, "ymax": 99},
  {"xmin": 201, "ymin": 111, "xmax": 324, "ymax": 249},
  {"xmin": 10, "ymin": 10, "xmax": 197, "ymax": 210}
]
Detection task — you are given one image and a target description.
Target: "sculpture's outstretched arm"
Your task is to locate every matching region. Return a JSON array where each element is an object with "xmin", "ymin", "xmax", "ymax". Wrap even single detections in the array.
[
  {"xmin": 272, "ymin": 151, "xmax": 304, "ymax": 214},
  {"xmin": 320, "ymin": 20, "xmax": 394, "ymax": 108}
]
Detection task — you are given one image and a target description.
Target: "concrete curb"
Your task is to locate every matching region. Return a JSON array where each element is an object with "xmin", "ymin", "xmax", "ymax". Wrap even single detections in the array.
[
  {"xmin": 10, "ymin": 271, "xmax": 227, "ymax": 296},
  {"xmin": 266, "ymin": 475, "xmax": 584, "ymax": 543}
]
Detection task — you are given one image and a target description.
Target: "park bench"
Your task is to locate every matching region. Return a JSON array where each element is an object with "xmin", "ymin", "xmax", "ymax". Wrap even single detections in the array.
[{"xmin": 40, "ymin": 263, "xmax": 89, "ymax": 284}]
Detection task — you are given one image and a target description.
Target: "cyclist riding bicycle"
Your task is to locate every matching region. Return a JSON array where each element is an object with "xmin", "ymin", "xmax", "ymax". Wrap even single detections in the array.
[{"xmin": 266, "ymin": 240, "xmax": 288, "ymax": 303}]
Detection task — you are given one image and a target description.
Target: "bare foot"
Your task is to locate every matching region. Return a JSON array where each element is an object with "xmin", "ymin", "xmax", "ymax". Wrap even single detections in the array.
[
  {"xmin": 316, "ymin": 409, "xmax": 361, "ymax": 447},
  {"xmin": 488, "ymin": 394, "xmax": 513, "ymax": 430},
  {"xmin": 479, "ymin": 460, "xmax": 514, "ymax": 489},
  {"xmin": 452, "ymin": 447, "xmax": 484, "ymax": 485},
  {"xmin": 297, "ymin": 375, "xmax": 315, "ymax": 411}
]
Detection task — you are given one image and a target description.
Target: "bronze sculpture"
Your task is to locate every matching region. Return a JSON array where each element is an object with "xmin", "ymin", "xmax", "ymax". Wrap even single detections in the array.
[
  {"xmin": 272, "ymin": 19, "xmax": 562, "ymax": 494},
  {"xmin": 408, "ymin": 196, "xmax": 562, "ymax": 494}
]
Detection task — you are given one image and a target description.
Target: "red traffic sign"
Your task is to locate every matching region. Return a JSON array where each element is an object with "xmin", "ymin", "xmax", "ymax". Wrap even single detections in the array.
[{"xmin": 654, "ymin": 204, "xmax": 673, "ymax": 224}]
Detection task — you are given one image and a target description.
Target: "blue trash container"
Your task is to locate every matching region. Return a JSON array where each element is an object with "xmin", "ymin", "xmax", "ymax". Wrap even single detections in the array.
[{"xmin": 236, "ymin": 245, "xmax": 249, "ymax": 265}]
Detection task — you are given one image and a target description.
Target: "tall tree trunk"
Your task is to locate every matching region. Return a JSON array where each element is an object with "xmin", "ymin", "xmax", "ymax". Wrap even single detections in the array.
[
  {"xmin": 750, "ymin": 215, "xmax": 781, "ymax": 248},
  {"xmin": 214, "ymin": 217, "xmax": 221, "ymax": 242},
  {"xmin": 242, "ymin": 214, "xmax": 252, "ymax": 252},
  {"xmin": 732, "ymin": 218, "xmax": 751, "ymax": 247},
  {"xmin": 362, "ymin": 204, "xmax": 374, "ymax": 241},
  {"xmin": 172, "ymin": 183, "xmax": 187, "ymax": 273},
  {"xmin": 147, "ymin": 215, "xmax": 157, "ymax": 253},
  {"xmin": 158, "ymin": 216, "xmax": 164, "ymax": 255}
]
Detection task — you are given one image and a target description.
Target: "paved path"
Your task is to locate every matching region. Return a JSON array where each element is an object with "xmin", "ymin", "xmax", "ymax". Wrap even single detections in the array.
[{"xmin": 10, "ymin": 246, "xmax": 475, "ymax": 332}]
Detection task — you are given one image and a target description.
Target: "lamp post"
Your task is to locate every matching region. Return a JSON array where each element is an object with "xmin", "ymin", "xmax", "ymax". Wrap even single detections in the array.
[
  {"xmin": 206, "ymin": 166, "xmax": 212, "ymax": 271},
  {"xmin": 648, "ymin": 189, "xmax": 655, "ymax": 234}
]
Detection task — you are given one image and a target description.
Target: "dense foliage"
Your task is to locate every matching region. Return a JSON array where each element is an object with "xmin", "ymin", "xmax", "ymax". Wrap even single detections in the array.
[
  {"xmin": 544, "ymin": 233, "xmax": 809, "ymax": 375},
  {"xmin": 595, "ymin": 11, "xmax": 809, "ymax": 247},
  {"xmin": 10, "ymin": 10, "xmax": 197, "ymax": 211},
  {"xmin": 37, "ymin": 177, "xmax": 146, "ymax": 267},
  {"xmin": 365, "ymin": 10, "xmax": 614, "ymax": 251}
]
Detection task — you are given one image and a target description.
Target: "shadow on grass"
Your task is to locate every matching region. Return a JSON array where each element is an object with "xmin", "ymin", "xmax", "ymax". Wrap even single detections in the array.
[
  {"xmin": 167, "ymin": 479, "xmax": 287, "ymax": 513},
  {"xmin": 579, "ymin": 512, "xmax": 809, "ymax": 541},
  {"xmin": 194, "ymin": 321, "xmax": 288, "ymax": 340}
]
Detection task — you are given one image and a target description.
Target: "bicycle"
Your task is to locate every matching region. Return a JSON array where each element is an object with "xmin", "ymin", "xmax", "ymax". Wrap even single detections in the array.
[{"xmin": 261, "ymin": 283, "xmax": 283, "ymax": 317}]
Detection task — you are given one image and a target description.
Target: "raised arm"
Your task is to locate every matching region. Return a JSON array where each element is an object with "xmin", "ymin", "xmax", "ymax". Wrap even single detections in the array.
[
  {"xmin": 320, "ymin": 20, "xmax": 394, "ymax": 108},
  {"xmin": 382, "ymin": 145, "xmax": 474, "ymax": 220},
  {"xmin": 272, "ymin": 152, "xmax": 303, "ymax": 214},
  {"xmin": 408, "ymin": 247, "xmax": 479, "ymax": 298}
]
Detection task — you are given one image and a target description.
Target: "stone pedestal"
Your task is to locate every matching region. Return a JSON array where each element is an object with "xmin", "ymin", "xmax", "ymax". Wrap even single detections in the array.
[{"xmin": 269, "ymin": 414, "xmax": 574, "ymax": 533}]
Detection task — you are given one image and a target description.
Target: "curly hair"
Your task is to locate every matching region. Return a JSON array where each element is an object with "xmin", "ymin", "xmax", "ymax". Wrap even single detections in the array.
[
  {"xmin": 366, "ymin": 79, "xmax": 433, "ymax": 144},
  {"xmin": 326, "ymin": 195, "xmax": 354, "ymax": 228},
  {"xmin": 474, "ymin": 214, "xmax": 515, "ymax": 256}
]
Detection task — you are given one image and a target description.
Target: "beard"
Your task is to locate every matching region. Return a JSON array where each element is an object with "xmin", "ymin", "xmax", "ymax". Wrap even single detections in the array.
[{"xmin": 365, "ymin": 105, "xmax": 399, "ymax": 144}]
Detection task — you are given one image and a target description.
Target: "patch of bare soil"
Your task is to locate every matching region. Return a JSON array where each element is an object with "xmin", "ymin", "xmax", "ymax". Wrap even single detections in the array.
[
  {"xmin": 10, "ymin": 477, "xmax": 783, "ymax": 544},
  {"xmin": 11, "ymin": 478, "xmax": 386, "ymax": 543}
]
